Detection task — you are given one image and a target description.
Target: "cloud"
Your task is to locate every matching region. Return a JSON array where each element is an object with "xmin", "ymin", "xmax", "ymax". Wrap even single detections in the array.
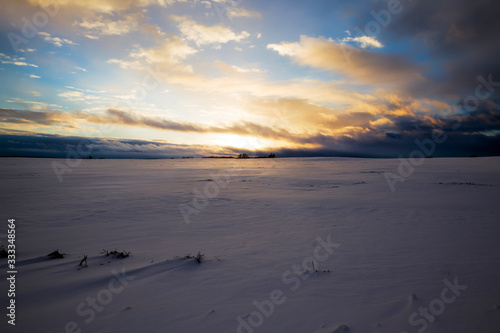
[
  {"xmin": 341, "ymin": 36, "xmax": 383, "ymax": 48},
  {"xmin": 352, "ymin": 0, "xmax": 500, "ymax": 98},
  {"xmin": 230, "ymin": 65, "xmax": 263, "ymax": 74},
  {"xmin": 267, "ymin": 35, "xmax": 423, "ymax": 89},
  {"xmin": 39, "ymin": 32, "xmax": 78, "ymax": 47},
  {"xmin": 2, "ymin": 103, "xmax": 500, "ymax": 157},
  {"xmin": 58, "ymin": 91, "xmax": 85, "ymax": 101},
  {"xmin": 58, "ymin": 89, "xmax": 102, "ymax": 103},
  {"xmin": 214, "ymin": 60, "xmax": 264, "ymax": 75},
  {"xmin": 99, "ymin": 108, "xmax": 205, "ymax": 132},
  {"xmin": 74, "ymin": 13, "xmax": 142, "ymax": 39},
  {"xmin": 108, "ymin": 36, "xmax": 197, "ymax": 74},
  {"xmin": 2, "ymin": 114, "xmax": 499, "ymax": 158},
  {"xmin": 266, "ymin": 42, "xmax": 301, "ymax": 57},
  {"xmin": 200, "ymin": 1, "xmax": 211, "ymax": 9},
  {"xmin": 88, "ymin": 109, "xmax": 297, "ymax": 143},
  {"xmin": 247, "ymin": 97, "xmax": 375, "ymax": 133},
  {"xmin": 159, "ymin": 71, "xmax": 373, "ymax": 111},
  {"xmin": 226, "ymin": 7, "xmax": 262, "ymax": 19},
  {"xmin": 173, "ymin": 16, "xmax": 250, "ymax": 47},
  {"xmin": 0, "ymin": 108, "xmax": 75, "ymax": 127},
  {"xmin": 0, "ymin": 53, "xmax": 38, "ymax": 68},
  {"xmin": 0, "ymin": 108, "xmax": 296, "ymax": 144},
  {"xmin": 140, "ymin": 24, "xmax": 167, "ymax": 40},
  {"xmin": 29, "ymin": 74, "xmax": 41, "ymax": 78},
  {"xmin": 5, "ymin": 99, "xmax": 62, "ymax": 111},
  {"xmin": 0, "ymin": 130, "xmax": 220, "ymax": 158}
]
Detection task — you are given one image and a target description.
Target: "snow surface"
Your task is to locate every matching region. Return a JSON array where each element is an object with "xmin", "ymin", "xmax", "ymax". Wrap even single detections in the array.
[{"xmin": 1, "ymin": 157, "xmax": 500, "ymax": 333}]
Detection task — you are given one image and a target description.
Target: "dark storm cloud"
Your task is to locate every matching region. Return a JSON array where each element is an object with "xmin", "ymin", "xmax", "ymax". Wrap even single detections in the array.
[
  {"xmin": 271, "ymin": 132, "xmax": 500, "ymax": 158},
  {"xmin": 354, "ymin": 0, "xmax": 500, "ymax": 98},
  {"xmin": 2, "ymin": 101, "xmax": 499, "ymax": 158},
  {"xmin": 269, "ymin": 103, "xmax": 500, "ymax": 157},
  {"xmin": 1, "ymin": 123, "xmax": 499, "ymax": 159},
  {"xmin": 0, "ymin": 130, "xmax": 209, "ymax": 158}
]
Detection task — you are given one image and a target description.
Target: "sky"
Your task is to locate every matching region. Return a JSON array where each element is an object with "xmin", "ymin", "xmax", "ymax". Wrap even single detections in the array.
[{"xmin": 0, "ymin": 0, "xmax": 499, "ymax": 158}]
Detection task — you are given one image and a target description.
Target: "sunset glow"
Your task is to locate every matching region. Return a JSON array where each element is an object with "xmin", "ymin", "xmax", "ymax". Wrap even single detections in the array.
[{"xmin": 0, "ymin": 0, "xmax": 499, "ymax": 157}]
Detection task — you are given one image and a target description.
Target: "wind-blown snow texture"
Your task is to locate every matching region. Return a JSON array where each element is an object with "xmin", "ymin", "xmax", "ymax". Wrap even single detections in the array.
[{"xmin": 1, "ymin": 157, "xmax": 499, "ymax": 333}]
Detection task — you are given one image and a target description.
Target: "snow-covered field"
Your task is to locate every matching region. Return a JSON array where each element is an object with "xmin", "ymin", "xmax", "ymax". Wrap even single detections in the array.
[{"xmin": 1, "ymin": 157, "xmax": 500, "ymax": 333}]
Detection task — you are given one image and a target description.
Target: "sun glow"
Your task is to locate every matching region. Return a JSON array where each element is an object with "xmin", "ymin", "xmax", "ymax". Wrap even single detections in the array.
[{"xmin": 209, "ymin": 134, "xmax": 277, "ymax": 151}]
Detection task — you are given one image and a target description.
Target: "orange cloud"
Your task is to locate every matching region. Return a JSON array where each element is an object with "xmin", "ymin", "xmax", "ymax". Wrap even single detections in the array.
[{"xmin": 267, "ymin": 35, "xmax": 424, "ymax": 89}]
